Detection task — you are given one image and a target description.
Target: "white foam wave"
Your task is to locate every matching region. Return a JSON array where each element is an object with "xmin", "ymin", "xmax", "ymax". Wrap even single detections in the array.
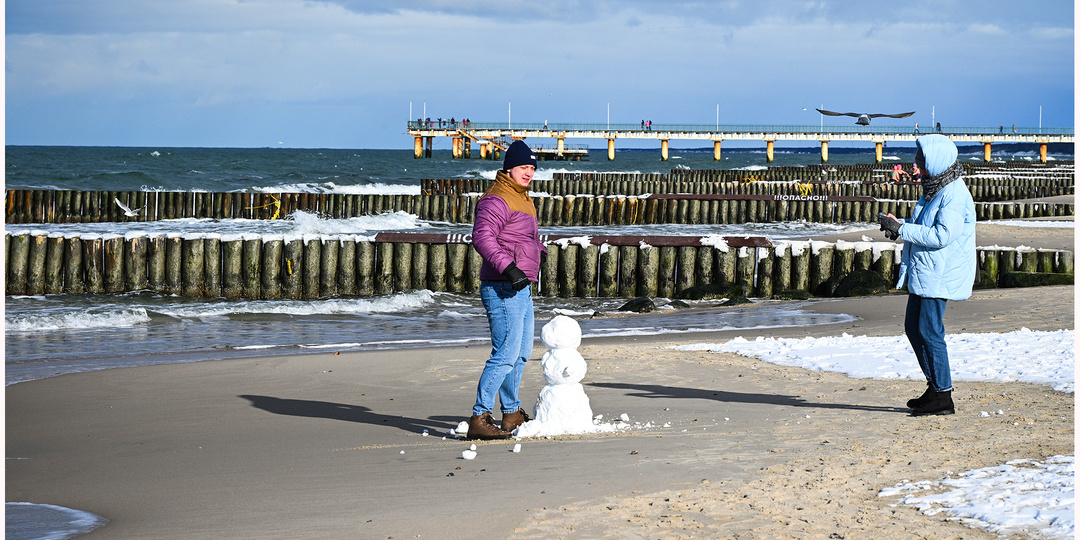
[
  {"xmin": 289, "ymin": 210, "xmax": 424, "ymax": 235},
  {"xmin": 155, "ymin": 290, "xmax": 437, "ymax": 319},
  {"xmin": 254, "ymin": 182, "xmax": 420, "ymax": 195},
  {"xmin": 6, "ymin": 307, "xmax": 152, "ymax": 332},
  {"xmin": 6, "ymin": 291, "xmax": 437, "ymax": 333}
]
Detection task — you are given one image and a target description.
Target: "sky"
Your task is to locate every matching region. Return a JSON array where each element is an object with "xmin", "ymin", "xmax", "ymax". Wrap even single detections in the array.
[{"xmin": 4, "ymin": 0, "xmax": 1076, "ymax": 149}]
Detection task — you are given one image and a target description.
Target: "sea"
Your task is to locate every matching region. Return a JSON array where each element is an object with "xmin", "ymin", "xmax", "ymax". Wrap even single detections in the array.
[
  {"xmin": 5, "ymin": 144, "xmax": 1073, "ymax": 386},
  {"xmin": 3, "ymin": 143, "xmax": 1073, "ymax": 539}
]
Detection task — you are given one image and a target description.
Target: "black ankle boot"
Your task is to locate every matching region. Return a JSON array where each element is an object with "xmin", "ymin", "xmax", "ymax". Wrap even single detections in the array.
[
  {"xmin": 910, "ymin": 390, "xmax": 954, "ymax": 417},
  {"xmin": 906, "ymin": 384, "xmax": 934, "ymax": 409}
]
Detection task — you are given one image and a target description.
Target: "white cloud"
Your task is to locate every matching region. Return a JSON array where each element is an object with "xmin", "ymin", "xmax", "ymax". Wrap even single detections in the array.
[{"xmin": 5, "ymin": 0, "xmax": 1074, "ymax": 147}]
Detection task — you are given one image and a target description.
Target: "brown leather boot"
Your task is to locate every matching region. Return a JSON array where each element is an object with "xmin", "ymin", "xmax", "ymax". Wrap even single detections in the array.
[
  {"xmin": 501, "ymin": 408, "xmax": 531, "ymax": 431},
  {"xmin": 468, "ymin": 412, "xmax": 512, "ymax": 440}
]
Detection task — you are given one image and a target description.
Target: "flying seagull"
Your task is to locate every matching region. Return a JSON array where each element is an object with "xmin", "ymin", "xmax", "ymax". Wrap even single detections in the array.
[
  {"xmin": 816, "ymin": 109, "xmax": 915, "ymax": 126},
  {"xmin": 114, "ymin": 197, "xmax": 145, "ymax": 217}
]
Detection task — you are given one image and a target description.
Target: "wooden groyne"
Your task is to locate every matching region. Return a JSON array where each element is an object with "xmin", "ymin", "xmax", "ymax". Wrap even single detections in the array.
[
  {"xmin": 7, "ymin": 163, "xmax": 1073, "ymax": 225},
  {"xmin": 422, "ymin": 167, "xmax": 1075, "ymax": 201},
  {"xmin": 4, "ymin": 189, "xmax": 1072, "ymax": 227},
  {"xmin": 7, "ymin": 231, "xmax": 1072, "ymax": 300}
]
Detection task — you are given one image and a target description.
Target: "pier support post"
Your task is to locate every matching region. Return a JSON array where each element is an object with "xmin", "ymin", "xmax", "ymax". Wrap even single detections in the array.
[
  {"xmin": 660, "ymin": 140, "xmax": 669, "ymax": 161},
  {"xmin": 557, "ymin": 138, "xmax": 565, "ymax": 159},
  {"xmin": 424, "ymin": 136, "xmax": 432, "ymax": 158},
  {"xmin": 607, "ymin": 139, "xmax": 616, "ymax": 161},
  {"xmin": 875, "ymin": 142, "xmax": 883, "ymax": 163},
  {"xmin": 984, "ymin": 142, "xmax": 992, "ymax": 162},
  {"xmin": 452, "ymin": 137, "xmax": 462, "ymax": 159},
  {"xmin": 463, "ymin": 138, "xmax": 471, "ymax": 158},
  {"xmin": 1040, "ymin": 144, "xmax": 1048, "ymax": 163},
  {"xmin": 820, "ymin": 141, "xmax": 829, "ymax": 163},
  {"xmin": 713, "ymin": 140, "xmax": 722, "ymax": 161},
  {"xmin": 414, "ymin": 137, "xmax": 423, "ymax": 159},
  {"xmin": 766, "ymin": 140, "xmax": 774, "ymax": 163}
]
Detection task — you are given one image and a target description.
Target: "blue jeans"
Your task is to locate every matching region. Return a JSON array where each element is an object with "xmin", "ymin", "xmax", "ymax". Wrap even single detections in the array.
[
  {"xmin": 473, "ymin": 281, "xmax": 534, "ymax": 416},
  {"xmin": 904, "ymin": 294, "xmax": 953, "ymax": 392}
]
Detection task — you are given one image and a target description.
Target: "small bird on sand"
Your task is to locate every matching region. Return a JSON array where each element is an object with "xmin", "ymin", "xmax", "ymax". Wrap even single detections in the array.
[
  {"xmin": 816, "ymin": 109, "xmax": 915, "ymax": 125},
  {"xmin": 114, "ymin": 198, "xmax": 145, "ymax": 217}
]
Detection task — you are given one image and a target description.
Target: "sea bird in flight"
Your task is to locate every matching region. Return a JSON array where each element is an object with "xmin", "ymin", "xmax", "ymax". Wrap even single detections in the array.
[
  {"xmin": 114, "ymin": 198, "xmax": 145, "ymax": 217},
  {"xmin": 816, "ymin": 109, "xmax": 915, "ymax": 126}
]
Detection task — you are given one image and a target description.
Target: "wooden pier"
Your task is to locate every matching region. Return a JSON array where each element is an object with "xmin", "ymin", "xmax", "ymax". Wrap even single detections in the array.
[{"xmin": 408, "ymin": 121, "xmax": 1074, "ymax": 163}]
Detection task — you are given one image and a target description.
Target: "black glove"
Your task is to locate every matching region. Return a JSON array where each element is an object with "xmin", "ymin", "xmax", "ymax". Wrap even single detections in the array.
[
  {"xmin": 502, "ymin": 263, "xmax": 530, "ymax": 291},
  {"xmin": 878, "ymin": 213, "xmax": 901, "ymax": 241}
]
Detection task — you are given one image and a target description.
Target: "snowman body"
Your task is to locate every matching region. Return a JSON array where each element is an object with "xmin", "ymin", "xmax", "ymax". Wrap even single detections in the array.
[{"xmin": 514, "ymin": 316, "xmax": 597, "ymax": 437}]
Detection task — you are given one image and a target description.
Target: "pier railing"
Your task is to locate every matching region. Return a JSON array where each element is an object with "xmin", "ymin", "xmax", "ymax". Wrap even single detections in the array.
[
  {"xmin": 6, "ymin": 231, "xmax": 1073, "ymax": 300},
  {"xmin": 408, "ymin": 121, "xmax": 1074, "ymax": 137}
]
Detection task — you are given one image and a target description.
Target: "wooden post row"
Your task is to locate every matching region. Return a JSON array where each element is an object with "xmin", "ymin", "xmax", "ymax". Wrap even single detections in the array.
[{"xmin": 5, "ymin": 231, "xmax": 1073, "ymax": 299}]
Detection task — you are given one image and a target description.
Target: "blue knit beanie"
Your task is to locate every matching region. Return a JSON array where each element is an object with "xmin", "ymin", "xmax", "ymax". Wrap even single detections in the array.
[
  {"xmin": 915, "ymin": 134, "xmax": 958, "ymax": 177},
  {"xmin": 503, "ymin": 140, "xmax": 537, "ymax": 171}
]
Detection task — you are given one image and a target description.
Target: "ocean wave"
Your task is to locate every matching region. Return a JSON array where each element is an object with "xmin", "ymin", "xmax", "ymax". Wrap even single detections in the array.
[
  {"xmin": 6, "ymin": 307, "xmax": 153, "ymax": 332},
  {"xmin": 253, "ymin": 181, "xmax": 420, "ymax": 195},
  {"xmin": 289, "ymin": 210, "xmax": 426, "ymax": 235},
  {"xmin": 151, "ymin": 290, "xmax": 438, "ymax": 319},
  {"xmin": 6, "ymin": 291, "xmax": 439, "ymax": 334}
]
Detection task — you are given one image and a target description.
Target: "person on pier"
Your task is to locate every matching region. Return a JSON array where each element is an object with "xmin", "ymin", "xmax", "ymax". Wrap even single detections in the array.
[
  {"xmin": 466, "ymin": 140, "xmax": 547, "ymax": 439},
  {"xmin": 878, "ymin": 134, "xmax": 976, "ymax": 417}
]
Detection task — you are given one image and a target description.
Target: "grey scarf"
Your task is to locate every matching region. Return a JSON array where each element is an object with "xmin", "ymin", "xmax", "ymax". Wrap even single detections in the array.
[{"xmin": 922, "ymin": 160, "xmax": 964, "ymax": 201}]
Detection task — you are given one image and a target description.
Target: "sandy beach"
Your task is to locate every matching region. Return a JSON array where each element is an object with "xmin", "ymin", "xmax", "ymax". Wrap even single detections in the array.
[{"xmin": 6, "ymin": 218, "xmax": 1074, "ymax": 539}]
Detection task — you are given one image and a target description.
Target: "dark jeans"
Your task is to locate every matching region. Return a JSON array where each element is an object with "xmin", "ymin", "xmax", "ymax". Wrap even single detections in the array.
[{"xmin": 904, "ymin": 294, "xmax": 952, "ymax": 392}]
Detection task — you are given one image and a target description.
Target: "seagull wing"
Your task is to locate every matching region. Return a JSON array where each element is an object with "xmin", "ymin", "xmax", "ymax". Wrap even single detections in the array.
[
  {"xmin": 114, "ymin": 197, "xmax": 144, "ymax": 216},
  {"xmin": 816, "ymin": 109, "xmax": 861, "ymax": 117},
  {"xmin": 867, "ymin": 111, "xmax": 916, "ymax": 119}
]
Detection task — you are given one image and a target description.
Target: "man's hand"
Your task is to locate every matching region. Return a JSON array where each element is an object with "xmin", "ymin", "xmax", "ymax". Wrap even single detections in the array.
[{"xmin": 502, "ymin": 263, "xmax": 530, "ymax": 291}]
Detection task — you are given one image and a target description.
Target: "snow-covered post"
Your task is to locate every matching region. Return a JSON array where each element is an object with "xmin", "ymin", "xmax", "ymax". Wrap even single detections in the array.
[{"xmin": 756, "ymin": 246, "xmax": 775, "ymax": 298}]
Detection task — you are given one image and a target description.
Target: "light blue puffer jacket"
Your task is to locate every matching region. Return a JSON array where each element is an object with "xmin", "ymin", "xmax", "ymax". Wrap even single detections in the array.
[{"xmin": 896, "ymin": 178, "xmax": 977, "ymax": 300}]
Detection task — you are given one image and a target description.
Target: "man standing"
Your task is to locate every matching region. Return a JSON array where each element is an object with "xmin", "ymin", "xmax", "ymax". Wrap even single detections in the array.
[{"xmin": 467, "ymin": 140, "xmax": 547, "ymax": 439}]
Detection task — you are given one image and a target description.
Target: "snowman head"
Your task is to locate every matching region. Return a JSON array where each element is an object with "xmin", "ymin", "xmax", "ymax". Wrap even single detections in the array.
[{"xmin": 541, "ymin": 315, "xmax": 581, "ymax": 350}]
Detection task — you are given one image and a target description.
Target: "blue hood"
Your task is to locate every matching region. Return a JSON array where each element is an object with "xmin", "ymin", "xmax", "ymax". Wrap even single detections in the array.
[{"xmin": 915, "ymin": 134, "xmax": 958, "ymax": 177}]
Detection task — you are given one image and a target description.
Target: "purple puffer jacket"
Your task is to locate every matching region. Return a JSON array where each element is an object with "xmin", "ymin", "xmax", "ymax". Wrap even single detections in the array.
[{"xmin": 472, "ymin": 172, "xmax": 546, "ymax": 282}]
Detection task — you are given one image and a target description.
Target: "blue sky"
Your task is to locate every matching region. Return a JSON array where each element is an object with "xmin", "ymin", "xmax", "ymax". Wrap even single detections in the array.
[{"xmin": 5, "ymin": 0, "xmax": 1075, "ymax": 149}]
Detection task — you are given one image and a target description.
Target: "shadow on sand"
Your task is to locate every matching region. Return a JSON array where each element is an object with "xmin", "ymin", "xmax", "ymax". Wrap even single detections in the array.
[
  {"xmin": 239, "ymin": 394, "xmax": 460, "ymax": 433},
  {"xmin": 587, "ymin": 382, "xmax": 905, "ymax": 413}
]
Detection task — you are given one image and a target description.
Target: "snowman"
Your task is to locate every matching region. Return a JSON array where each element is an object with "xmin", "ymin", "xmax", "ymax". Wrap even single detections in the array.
[{"xmin": 514, "ymin": 315, "xmax": 597, "ymax": 437}]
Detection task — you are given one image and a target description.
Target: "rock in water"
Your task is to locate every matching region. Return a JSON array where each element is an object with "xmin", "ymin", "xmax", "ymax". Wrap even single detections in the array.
[{"xmin": 617, "ymin": 297, "xmax": 655, "ymax": 313}]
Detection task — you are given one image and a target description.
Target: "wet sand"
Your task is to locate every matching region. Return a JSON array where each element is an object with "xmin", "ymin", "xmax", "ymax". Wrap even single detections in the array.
[{"xmin": 5, "ymin": 217, "xmax": 1074, "ymax": 539}]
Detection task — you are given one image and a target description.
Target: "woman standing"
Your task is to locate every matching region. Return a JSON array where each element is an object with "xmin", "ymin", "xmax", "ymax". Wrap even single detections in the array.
[
  {"xmin": 878, "ymin": 134, "xmax": 976, "ymax": 416},
  {"xmin": 467, "ymin": 140, "xmax": 547, "ymax": 439}
]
